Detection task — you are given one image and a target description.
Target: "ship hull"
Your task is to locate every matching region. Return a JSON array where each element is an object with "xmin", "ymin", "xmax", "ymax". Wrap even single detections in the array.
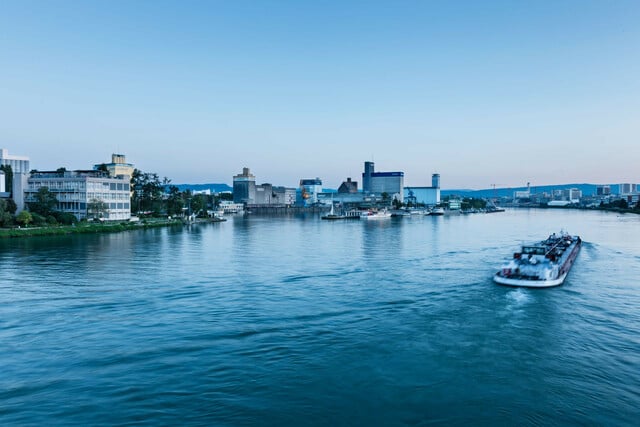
[{"xmin": 493, "ymin": 272, "xmax": 567, "ymax": 288}]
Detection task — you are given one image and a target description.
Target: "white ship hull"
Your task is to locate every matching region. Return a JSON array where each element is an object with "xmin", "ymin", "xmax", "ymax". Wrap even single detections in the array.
[{"xmin": 493, "ymin": 272, "xmax": 567, "ymax": 288}]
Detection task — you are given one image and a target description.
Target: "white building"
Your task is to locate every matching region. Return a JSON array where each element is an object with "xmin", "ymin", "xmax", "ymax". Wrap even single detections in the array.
[
  {"xmin": 0, "ymin": 148, "xmax": 31, "ymax": 212},
  {"xmin": 25, "ymin": 170, "xmax": 131, "ymax": 220},
  {"xmin": 0, "ymin": 148, "xmax": 30, "ymax": 174}
]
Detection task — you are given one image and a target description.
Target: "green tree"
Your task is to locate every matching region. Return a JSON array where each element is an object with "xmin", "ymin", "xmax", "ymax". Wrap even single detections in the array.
[
  {"xmin": 87, "ymin": 198, "xmax": 108, "ymax": 219},
  {"xmin": 56, "ymin": 167, "xmax": 67, "ymax": 174},
  {"xmin": 190, "ymin": 194, "xmax": 207, "ymax": 217},
  {"xmin": 131, "ymin": 169, "xmax": 164, "ymax": 215},
  {"xmin": 16, "ymin": 210, "xmax": 33, "ymax": 226},
  {"xmin": 166, "ymin": 185, "xmax": 184, "ymax": 216},
  {"xmin": 0, "ymin": 199, "xmax": 16, "ymax": 227},
  {"xmin": 29, "ymin": 187, "xmax": 58, "ymax": 216}
]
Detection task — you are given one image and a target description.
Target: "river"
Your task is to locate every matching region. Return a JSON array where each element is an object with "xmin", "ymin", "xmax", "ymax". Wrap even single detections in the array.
[{"xmin": 1, "ymin": 209, "xmax": 639, "ymax": 425}]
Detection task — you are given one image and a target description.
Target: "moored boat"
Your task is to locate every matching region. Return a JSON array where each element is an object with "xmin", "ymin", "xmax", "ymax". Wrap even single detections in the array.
[
  {"xmin": 360, "ymin": 209, "xmax": 392, "ymax": 220},
  {"xmin": 321, "ymin": 202, "xmax": 346, "ymax": 220},
  {"xmin": 494, "ymin": 232, "xmax": 582, "ymax": 288},
  {"xmin": 429, "ymin": 207, "xmax": 445, "ymax": 216}
]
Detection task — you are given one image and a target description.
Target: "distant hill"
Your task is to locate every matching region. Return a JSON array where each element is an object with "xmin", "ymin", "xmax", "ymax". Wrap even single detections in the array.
[
  {"xmin": 174, "ymin": 183, "xmax": 232, "ymax": 193},
  {"xmin": 442, "ymin": 184, "xmax": 621, "ymax": 199}
]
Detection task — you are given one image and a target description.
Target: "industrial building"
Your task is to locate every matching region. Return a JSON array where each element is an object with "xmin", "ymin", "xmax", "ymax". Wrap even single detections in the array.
[
  {"xmin": 362, "ymin": 161, "xmax": 404, "ymax": 202},
  {"xmin": 233, "ymin": 167, "xmax": 256, "ymax": 204},
  {"xmin": 403, "ymin": 173, "xmax": 441, "ymax": 206},
  {"xmin": 232, "ymin": 167, "xmax": 296, "ymax": 206},
  {"xmin": 25, "ymin": 170, "xmax": 131, "ymax": 220},
  {"xmin": 298, "ymin": 178, "xmax": 323, "ymax": 206},
  {"xmin": 338, "ymin": 177, "xmax": 358, "ymax": 194}
]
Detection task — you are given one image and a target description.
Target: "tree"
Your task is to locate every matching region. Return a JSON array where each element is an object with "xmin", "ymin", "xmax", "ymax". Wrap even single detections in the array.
[
  {"xmin": 29, "ymin": 187, "xmax": 58, "ymax": 216},
  {"xmin": 166, "ymin": 185, "xmax": 184, "ymax": 216},
  {"xmin": 56, "ymin": 167, "xmax": 67, "ymax": 174},
  {"xmin": 16, "ymin": 210, "xmax": 32, "ymax": 227},
  {"xmin": 392, "ymin": 197, "xmax": 403, "ymax": 209},
  {"xmin": 190, "ymin": 194, "xmax": 207, "ymax": 217},
  {"xmin": 96, "ymin": 163, "xmax": 109, "ymax": 173},
  {"xmin": 0, "ymin": 199, "xmax": 16, "ymax": 227},
  {"xmin": 87, "ymin": 198, "xmax": 108, "ymax": 219},
  {"xmin": 131, "ymin": 169, "xmax": 164, "ymax": 215}
]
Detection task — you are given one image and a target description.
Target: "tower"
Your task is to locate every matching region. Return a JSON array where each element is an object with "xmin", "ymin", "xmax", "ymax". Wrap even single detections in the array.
[
  {"xmin": 432, "ymin": 173, "xmax": 440, "ymax": 189},
  {"xmin": 363, "ymin": 161, "xmax": 375, "ymax": 193}
]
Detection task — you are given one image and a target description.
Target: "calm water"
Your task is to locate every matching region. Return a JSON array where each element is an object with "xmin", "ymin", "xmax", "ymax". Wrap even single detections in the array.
[{"xmin": 1, "ymin": 209, "xmax": 639, "ymax": 426}]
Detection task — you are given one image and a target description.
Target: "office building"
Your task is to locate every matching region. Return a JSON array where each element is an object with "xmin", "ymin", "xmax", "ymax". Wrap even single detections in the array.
[
  {"xmin": 25, "ymin": 170, "xmax": 131, "ymax": 220},
  {"xmin": 596, "ymin": 185, "xmax": 611, "ymax": 196}
]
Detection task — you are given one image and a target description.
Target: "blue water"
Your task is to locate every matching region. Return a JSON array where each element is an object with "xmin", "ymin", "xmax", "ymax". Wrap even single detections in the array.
[{"xmin": 1, "ymin": 209, "xmax": 639, "ymax": 425}]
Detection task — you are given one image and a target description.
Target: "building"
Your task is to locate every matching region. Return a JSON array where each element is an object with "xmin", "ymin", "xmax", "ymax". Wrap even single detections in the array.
[
  {"xmin": 619, "ymin": 183, "xmax": 638, "ymax": 195},
  {"xmin": 403, "ymin": 173, "xmax": 441, "ymax": 206},
  {"xmin": 514, "ymin": 182, "xmax": 531, "ymax": 200},
  {"xmin": 403, "ymin": 187, "xmax": 440, "ymax": 206},
  {"xmin": 338, "ymin": 177, "xmax": 358, "ymax": 194},
  {"xmin": 233, "ymin": 167, "xmax": 256, "ymax": 203},
  {"xmin": 0, "ymin": 148, "xmax": 30, "ymax": 174},
  {"xmin": 273, "ymin": 186, "xmax": 296, "ymax": 205},
  {"xmin": 596, "ymin": 185, "xmax": 611, "ymax": 196},
  {"xmin": 255, "ymin": 183, "xmax": 274, "ymax": 204},
  {"xmin": 362, "ymin": 161, "xmax": 404, "ymax": 202},
  {"xmin": 298, "ymin": 178, "xmax": 322, "ymax": 206},
  {"xmin": 25, "ymin": 170, "xmax": 131, "ymax": 220},
  {"xmin": 0, "ymin": 148, "xmax": 31, "ymax": 212},
  {"xmin": 569, "ymin": 188, "xmax": 582, "ymax": 203},
  {"xmin": 0, "ymin": 170, "xmax": 5, "ymax": 194},
  {"xmin": 95, "ymin": 153, "xmax": 135, "ymax": 179}
]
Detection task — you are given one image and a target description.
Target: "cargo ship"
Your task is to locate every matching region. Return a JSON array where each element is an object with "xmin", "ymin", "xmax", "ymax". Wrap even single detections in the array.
[{"xmin": 494, "ymin": 232, "xmax": 581, "ymax": 288}]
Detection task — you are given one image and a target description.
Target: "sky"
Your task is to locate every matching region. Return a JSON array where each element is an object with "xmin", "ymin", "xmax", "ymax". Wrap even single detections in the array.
[{"xmin": 1, "ymin": 0, "xmax": 639, "ymax": 189}]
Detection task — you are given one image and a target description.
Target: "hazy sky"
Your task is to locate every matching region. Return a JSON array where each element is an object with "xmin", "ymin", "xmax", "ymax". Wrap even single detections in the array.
[{"xmin": 1, "ymin": 1, "xmax": 638, "ymax": 189}]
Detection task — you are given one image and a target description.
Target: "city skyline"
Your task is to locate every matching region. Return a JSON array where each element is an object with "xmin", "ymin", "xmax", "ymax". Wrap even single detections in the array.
[{"xmin": 1, "ymin": 1, "xmax": 639, "ymax": 189}]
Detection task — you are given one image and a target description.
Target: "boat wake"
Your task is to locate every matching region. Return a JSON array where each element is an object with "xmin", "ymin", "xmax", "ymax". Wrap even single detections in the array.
[{"xmin": 506, "ymin": 288, "xmax": 530, "ymax": 306}]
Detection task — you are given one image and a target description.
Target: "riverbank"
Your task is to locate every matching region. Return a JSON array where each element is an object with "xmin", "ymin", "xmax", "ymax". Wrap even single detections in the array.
[{"xmin": 0, "ymin": 218, "xmax": 185, "ymax": 239}]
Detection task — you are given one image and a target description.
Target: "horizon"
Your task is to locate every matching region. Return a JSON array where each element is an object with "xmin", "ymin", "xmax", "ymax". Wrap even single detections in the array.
[{"xmin": 2, "ymin": 1, "xmax": 639, "ymax": 188}]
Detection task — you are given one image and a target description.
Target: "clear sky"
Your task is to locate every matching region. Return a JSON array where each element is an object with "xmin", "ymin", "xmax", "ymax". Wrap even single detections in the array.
[{"xmin": 1, "ymin": 0, "xmax": 638, "ymax": 189}]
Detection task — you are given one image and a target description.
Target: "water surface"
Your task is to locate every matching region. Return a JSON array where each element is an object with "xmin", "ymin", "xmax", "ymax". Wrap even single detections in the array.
[{"xmin": 1, "ymin": 209, "xmax": 639, "ymax": 425}]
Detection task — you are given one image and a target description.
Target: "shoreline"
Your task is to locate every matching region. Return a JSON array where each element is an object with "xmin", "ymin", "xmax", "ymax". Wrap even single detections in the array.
[{"xmin": 0, "ymin": 219, "xmax": 186, "ymax": 239}]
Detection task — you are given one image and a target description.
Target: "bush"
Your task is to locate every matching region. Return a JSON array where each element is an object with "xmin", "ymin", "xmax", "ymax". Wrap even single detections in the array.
[
  {"xmin": 46, "ymin": 215, "xmax": 58, "ymax": 225},
  {"xmin": 31, "ymin": 213, "xmax": 46, "ymax": 226},
  {"xmin": 53, "ymin": 212, "xmax": 78, "ymax": 225}
]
